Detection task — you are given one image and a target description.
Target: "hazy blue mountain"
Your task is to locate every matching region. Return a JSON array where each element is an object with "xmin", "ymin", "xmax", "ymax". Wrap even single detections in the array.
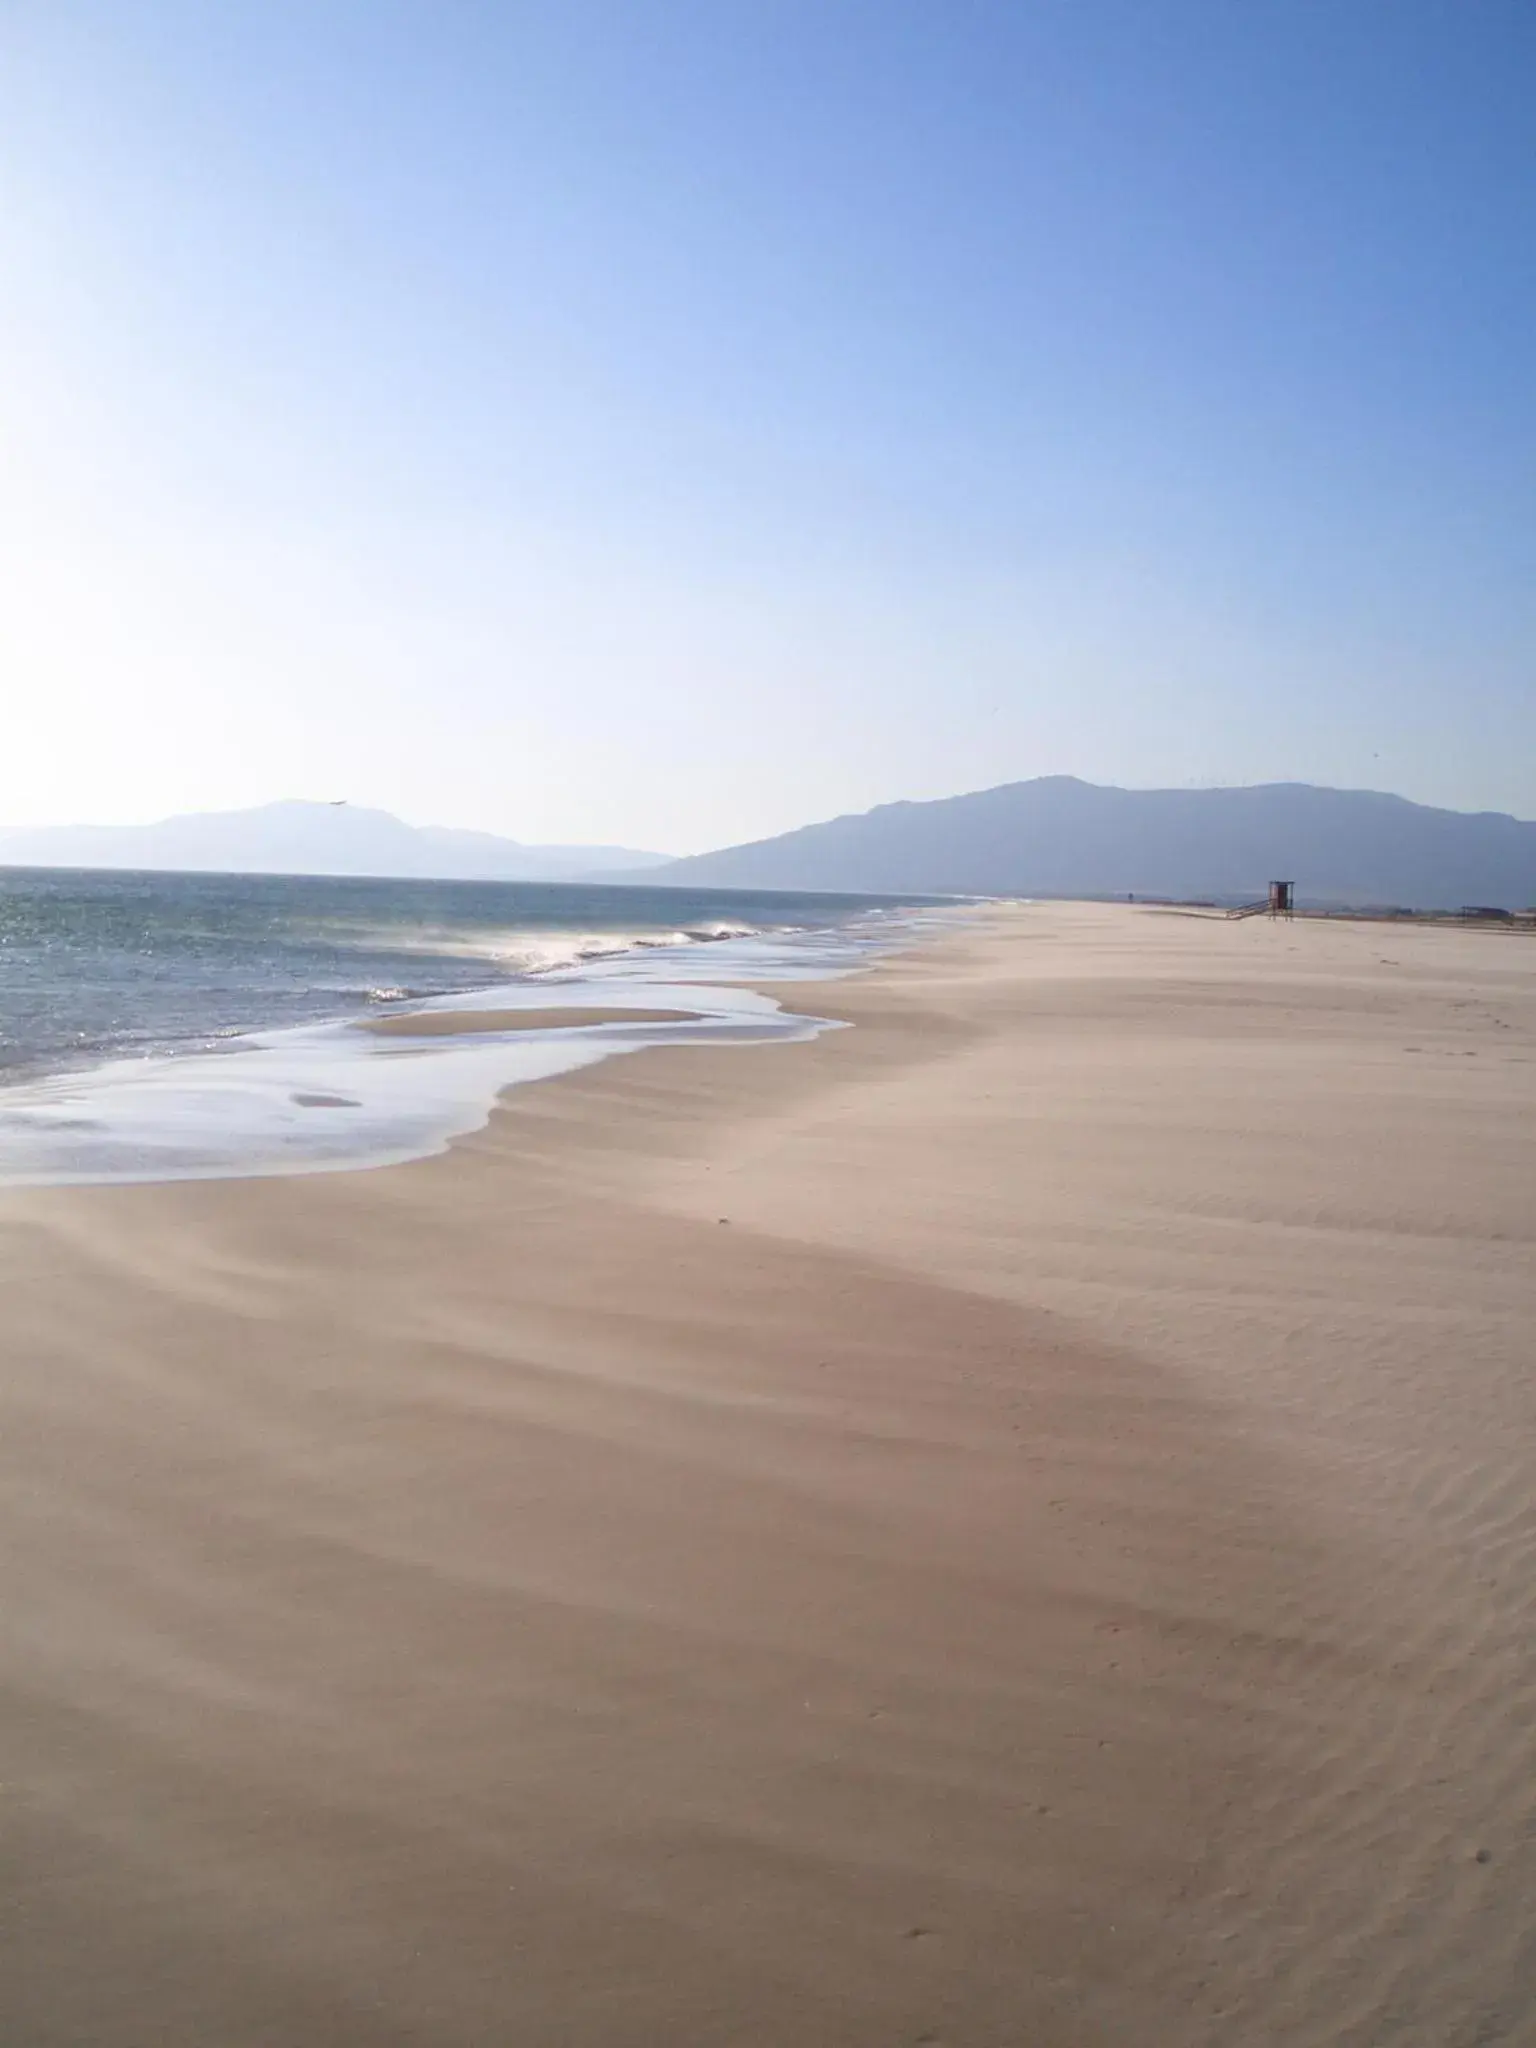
[
  {"xmin": 0, "ymin": 801, "xmax": 671, "ymax": 882},
  {"xmin": 657, "ymin": 778, "xmax": 1536, "ymax": 909}
]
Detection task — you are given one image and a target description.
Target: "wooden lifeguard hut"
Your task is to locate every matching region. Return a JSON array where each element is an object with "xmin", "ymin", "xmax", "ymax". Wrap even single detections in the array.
[{"xmin": 1268, "ymin": 880, "xmax": 1295, "ymax": 918}]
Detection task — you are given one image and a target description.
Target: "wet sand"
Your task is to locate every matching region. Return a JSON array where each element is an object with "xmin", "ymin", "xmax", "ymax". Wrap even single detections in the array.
[
  {"xmin": 1, "ymin": 902, "xmax": 1533, "ymax": 2045},
  {"xmin": 359, "ymin": 1005, "xmax": 705, "ymax": 1035}
]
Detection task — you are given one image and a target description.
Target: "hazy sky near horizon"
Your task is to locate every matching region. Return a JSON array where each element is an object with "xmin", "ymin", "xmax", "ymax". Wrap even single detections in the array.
[{"xmin": 2, "ymin": 2, "xmax": 1532, "ymax": 853}]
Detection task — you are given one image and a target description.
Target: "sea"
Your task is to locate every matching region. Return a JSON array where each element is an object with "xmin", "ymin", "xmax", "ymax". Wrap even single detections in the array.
[{"xmin": 0, "ymin": 868, "xmax": 952, "ymax": 1187}]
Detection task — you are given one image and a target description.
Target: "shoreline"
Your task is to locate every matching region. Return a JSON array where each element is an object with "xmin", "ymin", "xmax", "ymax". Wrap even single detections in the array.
[
  {"xmin": 0, "ymin": 867, "xmax": 950, "ymax": 1122},
  {"xmin": 1, "ymin": 902, "xmax": 1532, "ymax": 2043},
  {"xmin": 0, "ymin": 904, "xmax": 967, "ymax": 1191}
]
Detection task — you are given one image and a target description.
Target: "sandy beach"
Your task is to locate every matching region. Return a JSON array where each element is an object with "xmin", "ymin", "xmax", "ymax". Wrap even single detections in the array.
[{"xmin": 1, "ymin": 901, "xmax": 1532, "ymax": 2046}]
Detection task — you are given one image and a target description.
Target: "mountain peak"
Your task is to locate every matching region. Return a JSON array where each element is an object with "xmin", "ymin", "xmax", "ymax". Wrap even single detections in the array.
[{"xmin": 657, "ymin": 779, "xmax": 1536, "ymax": 908}]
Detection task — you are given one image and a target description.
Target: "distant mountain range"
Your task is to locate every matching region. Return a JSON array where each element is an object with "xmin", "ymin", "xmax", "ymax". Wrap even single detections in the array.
[
  {"xmin": 654, "ymin": 778, "xmax": 1536, "ymax": 909},
  {"xmin": 6, "ymin": 782, "xmax": 1534, "ymax": 908},
  {"xmin": 0, "ymin": 801, "xmax": 671, "ymax": 883}
]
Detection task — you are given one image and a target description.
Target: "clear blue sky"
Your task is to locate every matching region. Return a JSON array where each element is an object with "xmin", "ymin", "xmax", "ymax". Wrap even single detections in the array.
[{"xmin": 2, "ymin": 1, "xmax": 1531, "ymax": 851}]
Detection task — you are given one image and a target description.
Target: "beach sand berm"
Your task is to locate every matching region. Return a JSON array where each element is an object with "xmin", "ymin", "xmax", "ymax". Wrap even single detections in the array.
[{"xmin": 358, "ymin": 1005, "xmax": 706, "ymax": 1036}]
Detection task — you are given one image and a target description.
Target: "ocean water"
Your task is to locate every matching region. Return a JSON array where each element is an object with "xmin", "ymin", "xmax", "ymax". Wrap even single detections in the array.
[{"xmin": 0, "ymin": 868, "xmax": 948, "ymax": 1186}]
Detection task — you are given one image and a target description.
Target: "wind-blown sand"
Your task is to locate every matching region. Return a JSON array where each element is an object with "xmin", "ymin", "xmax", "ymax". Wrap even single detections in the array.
[{"xmin": 1, "ymin": 902, "xmax": 1532, "ymax": 2046}]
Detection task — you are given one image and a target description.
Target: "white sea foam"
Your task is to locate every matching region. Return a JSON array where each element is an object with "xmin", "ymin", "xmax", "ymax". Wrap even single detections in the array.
[
  {"xmin": 318, "ymin": 919, "xmax": 778, "ymax": 980},
  {"xmin": 0, "ymin": 983, "xmax": 828, "ymax": 1188}
]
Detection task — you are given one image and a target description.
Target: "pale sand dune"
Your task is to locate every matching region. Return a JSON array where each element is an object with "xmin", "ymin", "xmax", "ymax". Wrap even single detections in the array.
[
  {"xmin": 358, "ymin": 1005, "xmax": 704, "ymax": 1035},
  {"xmin": 0, "ymin": 903, "xmax": 1532, "ymax": 2045}
]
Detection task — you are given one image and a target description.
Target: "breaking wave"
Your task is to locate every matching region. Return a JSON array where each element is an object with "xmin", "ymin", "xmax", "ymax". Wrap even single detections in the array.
[{"xmin": 334, "ymin": 921, "xmax": 776, "ymax": 980}]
